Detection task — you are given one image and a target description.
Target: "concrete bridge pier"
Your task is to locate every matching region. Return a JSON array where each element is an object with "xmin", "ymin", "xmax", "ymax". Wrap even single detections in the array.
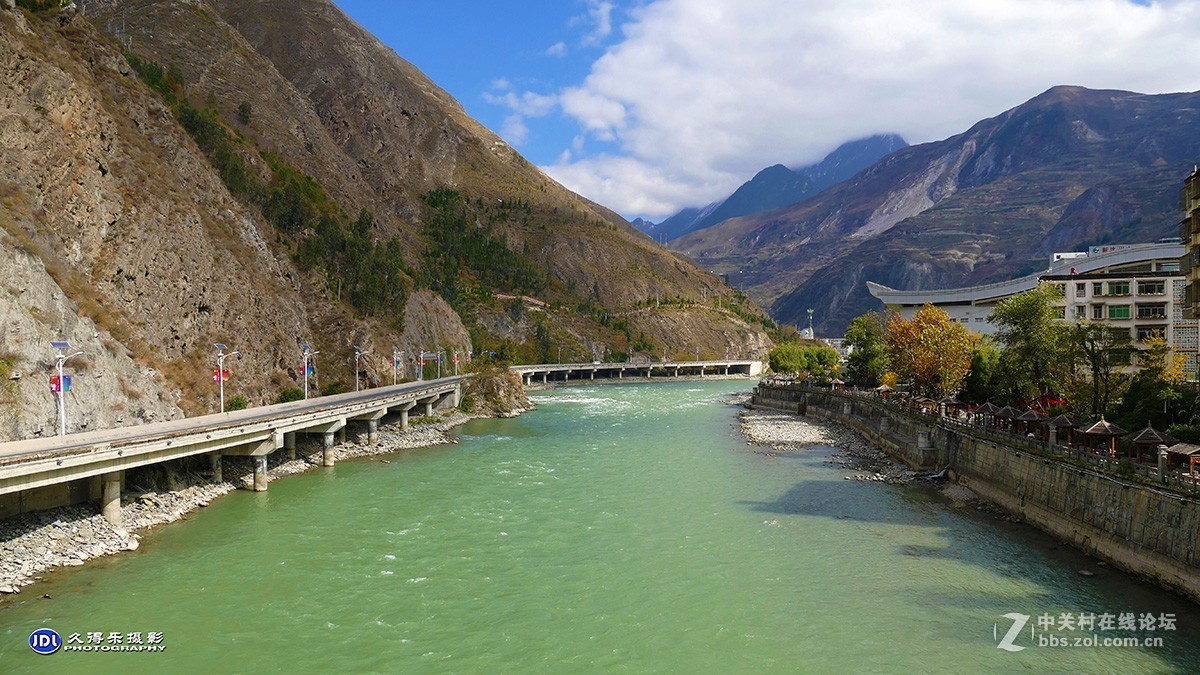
[
  {"xmin": 398, "ymin": 402, "xmax": 417, "ymax": 432},
  {"xmin": 100, "ymin": 471, "xmax": 122, "ymax": 526},
  {"xmin": 223, "ymin": 435, "xmax": 279, "ymax": 490},
  {"xmin": 700, "ymin": 366, "xmax": 706, "ymax": 376},
  {"xmin": 284, "ymin": 432, "xmax": 297, "ymax": 460},
  {"xmin": 351, "ymin": 410, "xmax": 388, "ymax": 445},
  {"xmin": 321, "ymin": 432, "xmax": 337, "ymax": 466},
  {"xmin": 209, "ymin": 452, "xmax": 223, "ymax": 483},
  {"xmin": 541, "ymin": 373, "xmax": 548, "ymax": 384},
  {"xmin": 589, "ymin": 370, "xmax": 594, "ymax": 380},
  {"xmin": 253, "ymin": 457, "xmax": 269, "ymax": 492}
]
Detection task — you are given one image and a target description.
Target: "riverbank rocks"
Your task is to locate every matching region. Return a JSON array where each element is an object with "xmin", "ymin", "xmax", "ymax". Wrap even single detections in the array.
[
  {"xmin": 464, "ymin": 368, "xmax": 533, "ymax": 418},
  {"xmin": 0, "ymin": 410, "xmax": 475, "ymax": 599},
  {"xmin": 737, "ymin": 408, "xmax": 919, "ymax": 485}
]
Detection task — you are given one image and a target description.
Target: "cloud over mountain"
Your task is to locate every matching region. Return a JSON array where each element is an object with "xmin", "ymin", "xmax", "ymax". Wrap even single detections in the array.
[{"xmin": 504, "ymin": 0, "xmax": 1200, "ymax": 218}]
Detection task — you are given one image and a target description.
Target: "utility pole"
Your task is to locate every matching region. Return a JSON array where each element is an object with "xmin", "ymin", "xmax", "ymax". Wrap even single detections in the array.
[
  {"xmin": 302, "ymin": 345, "xmax": 319, "ymax": 400},
  {"xmin": 214, "ymin": 343, "xmax": 238, "ymax": 413},
  {"xmin": 392, "ymin": 346, "xmax": 403, "ymax": 385},
  {"xmin": 50, "ymin": 341, "xmax": 83, "ymax": 436}
]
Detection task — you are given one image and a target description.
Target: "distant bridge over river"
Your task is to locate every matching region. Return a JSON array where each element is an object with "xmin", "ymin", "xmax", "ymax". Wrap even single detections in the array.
[
  {"xmin": 0, "ymin": 360, "xmax": 763, "ymax": 524},
  {"xmin": 511, "ymin": 360, "xmax": 763, "ymax": 385}
]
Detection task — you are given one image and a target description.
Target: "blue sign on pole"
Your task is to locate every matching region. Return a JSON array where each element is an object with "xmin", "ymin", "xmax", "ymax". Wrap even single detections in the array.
[
  {"xmin": 62, "ymin": 375, "xmax": 72, "ymax": 392},
  {"xmin": 307, "ymin": 364, "xmax": 315, "ymax": 376}
]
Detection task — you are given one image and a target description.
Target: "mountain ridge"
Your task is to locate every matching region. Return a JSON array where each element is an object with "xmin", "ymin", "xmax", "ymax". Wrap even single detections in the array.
[{"xmin": 673, "ymin": 85, "xmax": 1200, "ymax": 334}]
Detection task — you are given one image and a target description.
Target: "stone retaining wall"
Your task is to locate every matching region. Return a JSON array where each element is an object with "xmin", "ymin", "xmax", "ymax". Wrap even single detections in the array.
[{"xmin": 753, "ymin": 383, "xmax": 1200, "ymax": 604}]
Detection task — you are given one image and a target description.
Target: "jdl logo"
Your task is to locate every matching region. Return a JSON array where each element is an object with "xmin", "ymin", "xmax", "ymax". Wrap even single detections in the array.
[
  {"xmin": 995, "ymin": 613, "xmax": 1031, "ymax": 652},
  {"xmin": 29, "ymin": 628, "xmax": 61, "ymax": 655}
]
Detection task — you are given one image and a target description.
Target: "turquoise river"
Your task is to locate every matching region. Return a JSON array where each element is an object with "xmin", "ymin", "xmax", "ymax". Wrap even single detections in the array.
[{"xmin": 2, "ymin": 379, "xmax": 1198, "ymax": 672}]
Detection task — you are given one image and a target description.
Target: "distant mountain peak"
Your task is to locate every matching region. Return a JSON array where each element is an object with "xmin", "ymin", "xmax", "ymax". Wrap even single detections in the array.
[{"xmin": 640, "ymin": 133, "xmax": 908, "ymax": 241}]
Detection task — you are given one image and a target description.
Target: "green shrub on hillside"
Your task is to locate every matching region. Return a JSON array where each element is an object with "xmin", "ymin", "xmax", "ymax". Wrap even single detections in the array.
[
  {"xmin": 277, "ymin": 387, "xmax": 304, "ymax": 403},
  {"xmin": 419, "ymin": 188, "xmax": 546, "ymax": 313}
]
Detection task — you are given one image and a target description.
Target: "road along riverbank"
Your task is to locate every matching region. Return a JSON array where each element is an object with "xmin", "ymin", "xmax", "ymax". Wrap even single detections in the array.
[{"xmin": 0, "ymin": 411, "xmax": 477, "ymax": 597}]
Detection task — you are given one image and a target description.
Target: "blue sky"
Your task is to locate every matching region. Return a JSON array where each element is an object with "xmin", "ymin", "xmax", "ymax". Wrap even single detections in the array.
[{"xmin": 333, "ymin": 1, "xmax": 1200, "ymax": 221}]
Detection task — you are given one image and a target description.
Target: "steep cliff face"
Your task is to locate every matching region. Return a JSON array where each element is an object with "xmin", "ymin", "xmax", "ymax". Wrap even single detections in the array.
[{"xmin": 0, "ymin": 2, "xmax": 769, "ymax": 440}]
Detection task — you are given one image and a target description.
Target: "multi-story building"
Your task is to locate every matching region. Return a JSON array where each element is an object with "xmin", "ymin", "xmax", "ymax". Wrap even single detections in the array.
[
  {"xmin": 867, "ymin": 240, "xmax": 1198, "ymax": 380},
  {"xmin": 1182, "ymin": 167, "xmax": 1200, "ymax": 320}
]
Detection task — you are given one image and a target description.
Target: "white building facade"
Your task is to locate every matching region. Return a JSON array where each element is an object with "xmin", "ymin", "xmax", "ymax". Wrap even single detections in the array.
[{"xmin": 866, "ymin": 242, "xmax": 1198, "ymax": 379}]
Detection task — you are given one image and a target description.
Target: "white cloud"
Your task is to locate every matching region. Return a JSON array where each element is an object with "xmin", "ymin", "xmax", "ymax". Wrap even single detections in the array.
[
  {"xmin": 501, "ymin": 114, "xmax": 530, "ymax": 145},
  {"xmin": 575, "ymin": 1, "xmax": 615, "ymax": 46},
  {"xmin": 483, "ymin": 88, "xmax": 558, "ymax": 117},
  {"xmin": 546, "ymin": 41, "xmax": 567, "ymax": 57},
  {"xmin": 537, "ymin": 0, "xmax": 1200, "ymax": 218}
]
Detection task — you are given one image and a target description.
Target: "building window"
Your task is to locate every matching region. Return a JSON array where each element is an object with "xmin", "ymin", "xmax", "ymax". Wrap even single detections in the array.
[
  {"xmin": 1108, "ymin": 305, "xmax": 1131, "ymax": 319},
  {"xmin": 1074, "ymin": 305, "xmax": 1086, "ymax": 319},
  {"xmin": 1092, "ymin": 304, "xmax": 1104, "ymax": 320},
  {"xmin": 1137, "ymin": 280, "xmax": 1165, "ymax": 295},
  {"xmin": 1107, "ymin": 281, "xmax": 1130, "ymax": 296},
  {"xmin": 1075, "ymin": 283, "xmax": 1086, "ymax": 298},
  {"xmin": 1137, "ymin": 326, "xmax": 1166, "ymax": 342},
  {"xmin": 1092, "ymin": 282, "xmax": 1103, "ymax": 296},
  {"xmin": 1136, "ymin": 304, "xmax": 1167, "ymax": 319},
  {"xmin": 1052, "ymin": 307, "xmax": 1066, "ymax": 319}
]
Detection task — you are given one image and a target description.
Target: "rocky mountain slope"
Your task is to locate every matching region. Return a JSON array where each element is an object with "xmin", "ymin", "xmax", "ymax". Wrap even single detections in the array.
[
  {"xmin": 647, "ymin": 134, "xmax": 907, "ymax": 242},
  {"xmin": 0, "ymin": 1, "xmax": 770, "ymax": 441},
  {"xmin": 673, "ymin": 87, "xmax": 1200, "ymax": 334}
]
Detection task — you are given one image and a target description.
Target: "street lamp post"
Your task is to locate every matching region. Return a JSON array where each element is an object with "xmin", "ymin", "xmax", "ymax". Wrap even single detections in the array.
[
  {"xmin": 392, "ymin": 346, "xmax": 403, "ymax": 385},
  {"xmin": 50, "ymin": 341, "xmax": 83, "ymax": 437},
  {"xmin": 302, "ymin": 345, "xmax": 319, "ymax": 400},
  {"xmin": 353, "ymin": 346, "xmax": 367, "ymax": 392},
  {"xmin": 214, "ymin": 343, "xmax": 238, "ymax": 413}
]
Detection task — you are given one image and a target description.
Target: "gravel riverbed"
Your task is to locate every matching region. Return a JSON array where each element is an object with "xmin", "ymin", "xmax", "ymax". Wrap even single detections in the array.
[
  {"xmin": 736, "ymin": 405, "xmax": 923, "ymax": 485},
  {"xmin": 0, "ymin": 411, "xmax": 476, "ymax": 598},
  {"xmin": 732, "ymin": 403, "xmax": 1025, "ymax": 521}
]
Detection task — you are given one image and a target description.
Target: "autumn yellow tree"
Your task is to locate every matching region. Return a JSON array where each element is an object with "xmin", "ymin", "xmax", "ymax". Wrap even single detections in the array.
[{"xmin": 884, "ymin": 305, "xmax": 976, "ymax": 398}]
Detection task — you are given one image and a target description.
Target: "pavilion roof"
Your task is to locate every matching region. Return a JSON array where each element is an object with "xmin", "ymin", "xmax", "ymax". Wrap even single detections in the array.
[
  {"xmin": 1165, "ymin": 442, "xmax": 1200, "ymax": 457},
  {"xmin": 1017, "ymin": 409, "xmax": 1049, "ymax": 422},
  {"xmin": 1122, "ymin": 425, "xmax": 1177, "ymax": 446},
  {"xmin": 1080, "ymin": 418, "xmax": 1127, "ymax": 436},
  {"xmin": 1047, "ymin": 414, "xmax": 1078, "ymax": 428}
]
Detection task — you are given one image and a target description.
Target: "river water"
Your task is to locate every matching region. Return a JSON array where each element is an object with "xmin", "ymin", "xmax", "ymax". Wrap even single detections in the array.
[{"xmin": 1, "ymin": 379, "xmax": 1197, "ymax": 672}]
